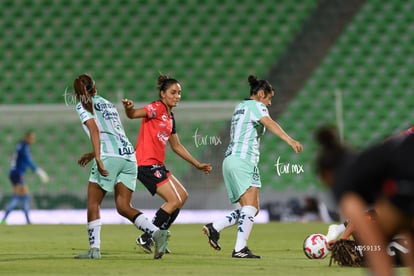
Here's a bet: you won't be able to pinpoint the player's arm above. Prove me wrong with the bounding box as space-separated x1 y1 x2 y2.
23 145 49 183
169 133 212 174
122 99 147 119
23 146 37 172
340 192 392 275
78 152 95 167
260 116 303 153
84 118 108 176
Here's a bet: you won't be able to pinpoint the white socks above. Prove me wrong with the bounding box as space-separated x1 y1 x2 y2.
326 223 346 241
134 213 159 236
87 219 102 249
235 206 257 252
212 208 241 232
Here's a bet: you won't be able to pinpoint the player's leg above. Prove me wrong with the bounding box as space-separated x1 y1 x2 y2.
116 160 169 259
75 181 106 259
75 158 112 259
21 194 31 224
2 175 26 224
16 185 31 224
203 208 241 251
232 186 260 258
1 195 19 224
230 160 261 258
156 174 188 228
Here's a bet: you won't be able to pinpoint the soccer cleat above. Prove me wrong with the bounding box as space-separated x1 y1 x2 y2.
152 229 169 259
202 223 221 250
136 233 154 254
1 219 7 225
74 248 101 259
232 247 261 259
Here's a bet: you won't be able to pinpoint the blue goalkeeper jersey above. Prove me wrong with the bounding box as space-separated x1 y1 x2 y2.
9 141 37 176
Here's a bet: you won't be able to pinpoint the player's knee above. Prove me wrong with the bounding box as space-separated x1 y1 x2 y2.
180 193 188 205
115 202 130 217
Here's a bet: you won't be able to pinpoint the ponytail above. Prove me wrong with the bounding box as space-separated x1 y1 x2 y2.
248 75 274 96
74 74 95 114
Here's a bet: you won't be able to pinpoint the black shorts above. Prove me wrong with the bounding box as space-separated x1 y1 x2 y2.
137 165 171 196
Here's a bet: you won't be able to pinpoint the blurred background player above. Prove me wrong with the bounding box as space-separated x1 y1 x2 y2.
203 75 303 258
73 73 168 259
1 130 49 225
122 74 212 254
315 124 414 275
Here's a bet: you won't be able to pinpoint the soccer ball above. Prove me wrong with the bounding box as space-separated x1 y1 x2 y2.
303 233 329 259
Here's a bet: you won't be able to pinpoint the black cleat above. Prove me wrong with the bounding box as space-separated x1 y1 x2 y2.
202 223 221 251
136 233 154 254
232 247 261 259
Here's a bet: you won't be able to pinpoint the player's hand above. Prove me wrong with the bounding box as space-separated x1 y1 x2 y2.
327 239 337 250
196 163 212 174
36 168 50 183
122 98 134 110
78 153 94 167
289 140 303 153
96 159 109 177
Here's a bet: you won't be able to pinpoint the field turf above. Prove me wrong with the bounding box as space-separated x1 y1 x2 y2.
0 222 408 276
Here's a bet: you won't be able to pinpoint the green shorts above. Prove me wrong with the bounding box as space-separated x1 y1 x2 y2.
222 155 261 204
89 156 137 192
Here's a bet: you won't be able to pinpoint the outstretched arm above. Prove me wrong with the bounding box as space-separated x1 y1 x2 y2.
169 133 212 174
122 98 147 119
260 116 303 153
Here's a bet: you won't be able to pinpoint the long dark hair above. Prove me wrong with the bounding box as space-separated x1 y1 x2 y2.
74 73 95 113
314 124 352 175
248 75 274 96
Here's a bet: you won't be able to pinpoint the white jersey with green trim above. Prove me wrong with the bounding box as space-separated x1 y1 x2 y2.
225 99 269 165
76 95 136 161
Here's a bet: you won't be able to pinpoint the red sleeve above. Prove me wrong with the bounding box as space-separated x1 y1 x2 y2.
402 126 414 136
144 101 160 119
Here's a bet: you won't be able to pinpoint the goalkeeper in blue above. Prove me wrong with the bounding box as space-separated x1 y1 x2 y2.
1 130 49 225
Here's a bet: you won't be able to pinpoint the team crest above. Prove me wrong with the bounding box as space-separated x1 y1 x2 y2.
154 170 162 178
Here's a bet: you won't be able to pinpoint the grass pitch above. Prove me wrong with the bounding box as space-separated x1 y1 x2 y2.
0 222 408 276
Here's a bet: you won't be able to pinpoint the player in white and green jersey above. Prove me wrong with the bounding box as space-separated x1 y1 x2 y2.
203 75 303 258
225 99 269 165
73 73 168 260
77 95 135 163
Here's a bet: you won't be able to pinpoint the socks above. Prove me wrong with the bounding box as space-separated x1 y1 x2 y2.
133 213 159 235
87 219 102 249
2 195 30 222
212 208 241 232
153 208 171 230
165 208 180 229
21 195 31 224
235 205 257 252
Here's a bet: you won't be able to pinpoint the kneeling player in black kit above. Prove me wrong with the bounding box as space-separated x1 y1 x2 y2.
315 125 414 275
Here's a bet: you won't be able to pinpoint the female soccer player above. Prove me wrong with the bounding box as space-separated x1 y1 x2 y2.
315 125 414 275
73 73 168 260
1 130 49 225
122 74 212 253
203 75 303 258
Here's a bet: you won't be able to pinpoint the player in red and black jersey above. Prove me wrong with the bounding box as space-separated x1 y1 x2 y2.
122 74 212 253
315 125 414 275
